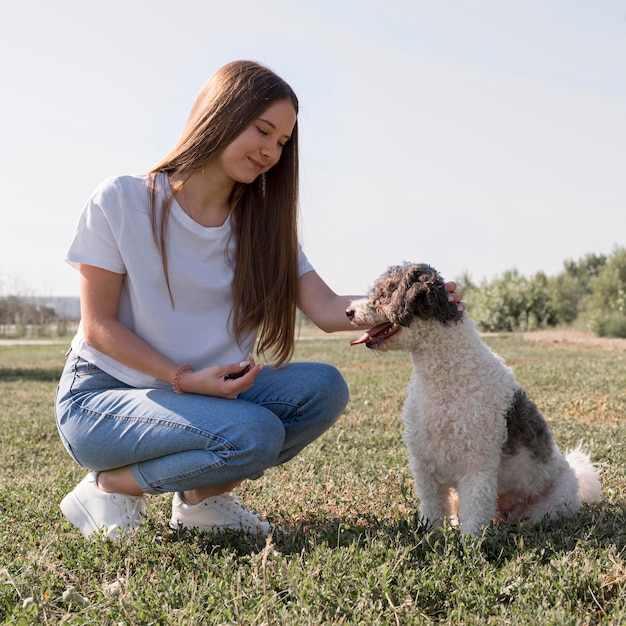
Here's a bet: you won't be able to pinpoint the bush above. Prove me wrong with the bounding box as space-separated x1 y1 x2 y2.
460 248 626 336
465 269 557 333
592 315 626 338
585 247 626 338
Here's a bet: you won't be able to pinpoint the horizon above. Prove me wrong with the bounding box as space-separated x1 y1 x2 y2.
5 243 620 306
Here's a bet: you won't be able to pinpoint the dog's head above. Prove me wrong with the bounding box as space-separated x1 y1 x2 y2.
346 263 464 350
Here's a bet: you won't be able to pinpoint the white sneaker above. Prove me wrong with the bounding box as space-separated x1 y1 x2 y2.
60 472 147 539
170 492 273 535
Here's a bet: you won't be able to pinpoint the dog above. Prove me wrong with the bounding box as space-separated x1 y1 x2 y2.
346 263 601 537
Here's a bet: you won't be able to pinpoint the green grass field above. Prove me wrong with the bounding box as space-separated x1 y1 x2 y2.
1 334 624 625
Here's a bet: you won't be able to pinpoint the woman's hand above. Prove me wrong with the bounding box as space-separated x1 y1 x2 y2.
445 281 467 312
178 354 263 399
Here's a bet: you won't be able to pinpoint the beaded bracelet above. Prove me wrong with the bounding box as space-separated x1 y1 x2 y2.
172 364 193 394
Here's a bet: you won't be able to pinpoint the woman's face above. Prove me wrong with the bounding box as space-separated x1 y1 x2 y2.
218 98 297 184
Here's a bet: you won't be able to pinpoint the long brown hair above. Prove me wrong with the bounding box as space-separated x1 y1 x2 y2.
148 60 300 365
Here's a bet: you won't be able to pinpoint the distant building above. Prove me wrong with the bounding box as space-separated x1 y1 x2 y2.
24 297 81 320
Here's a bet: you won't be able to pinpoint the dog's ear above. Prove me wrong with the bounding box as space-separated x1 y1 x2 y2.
389 264 462 325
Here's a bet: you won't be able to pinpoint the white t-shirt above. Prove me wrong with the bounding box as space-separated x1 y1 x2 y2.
67 173 314 388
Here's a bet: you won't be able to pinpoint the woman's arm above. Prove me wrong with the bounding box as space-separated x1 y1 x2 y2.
297 270 465 333
79 264 260 397
297 271 366 333
79 264 180 382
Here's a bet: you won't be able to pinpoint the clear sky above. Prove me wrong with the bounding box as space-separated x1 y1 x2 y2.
1 0 625 298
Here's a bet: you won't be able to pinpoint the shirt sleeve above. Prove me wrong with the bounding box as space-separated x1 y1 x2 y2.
65 179 126 274
297 243 314 276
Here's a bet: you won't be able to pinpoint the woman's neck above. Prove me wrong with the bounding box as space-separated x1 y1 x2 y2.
171 167 234 227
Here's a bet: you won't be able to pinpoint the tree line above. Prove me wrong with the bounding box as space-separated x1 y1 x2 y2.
459 246 626 338
2 246 625 339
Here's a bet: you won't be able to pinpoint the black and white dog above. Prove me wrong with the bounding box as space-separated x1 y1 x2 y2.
347 263 601 536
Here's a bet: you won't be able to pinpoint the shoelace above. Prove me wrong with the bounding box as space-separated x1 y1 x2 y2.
220 493 255 514
211 492 276 533
113 494 148 530
216 493 269 525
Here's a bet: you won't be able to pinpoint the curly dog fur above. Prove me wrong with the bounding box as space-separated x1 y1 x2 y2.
347 263 601 537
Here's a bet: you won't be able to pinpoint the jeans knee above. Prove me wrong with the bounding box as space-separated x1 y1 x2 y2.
315 362 350 419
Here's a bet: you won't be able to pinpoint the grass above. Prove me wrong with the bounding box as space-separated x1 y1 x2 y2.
0 334 625 625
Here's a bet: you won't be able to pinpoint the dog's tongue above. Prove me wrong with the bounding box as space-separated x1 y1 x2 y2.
350 322 394 346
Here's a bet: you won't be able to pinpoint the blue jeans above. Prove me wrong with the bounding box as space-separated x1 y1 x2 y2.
55 354 349 494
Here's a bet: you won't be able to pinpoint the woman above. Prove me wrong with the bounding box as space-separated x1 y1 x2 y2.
55 60 463 538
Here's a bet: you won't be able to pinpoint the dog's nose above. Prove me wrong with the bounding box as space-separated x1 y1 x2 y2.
346 309 355 320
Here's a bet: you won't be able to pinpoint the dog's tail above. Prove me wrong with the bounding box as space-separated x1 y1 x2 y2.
566 445 602 504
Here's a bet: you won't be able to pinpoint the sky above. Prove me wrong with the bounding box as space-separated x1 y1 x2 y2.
1 0 625 298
